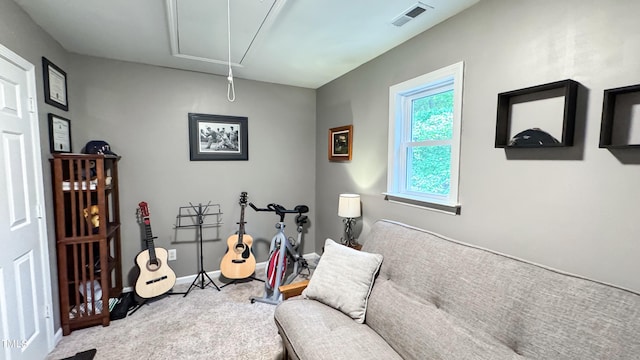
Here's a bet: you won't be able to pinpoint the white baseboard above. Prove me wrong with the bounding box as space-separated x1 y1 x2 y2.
122 252 319 293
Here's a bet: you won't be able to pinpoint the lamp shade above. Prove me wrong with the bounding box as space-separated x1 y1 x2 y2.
338 194 361 218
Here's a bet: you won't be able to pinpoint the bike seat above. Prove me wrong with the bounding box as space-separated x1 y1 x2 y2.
294 205 309 214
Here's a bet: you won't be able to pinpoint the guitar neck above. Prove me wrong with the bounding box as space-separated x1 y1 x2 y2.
143 218 157 261
237 204 246 244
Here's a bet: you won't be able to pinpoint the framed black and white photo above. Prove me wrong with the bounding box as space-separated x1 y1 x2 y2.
48 113 72 153
188 113 248 161
42 57 69 111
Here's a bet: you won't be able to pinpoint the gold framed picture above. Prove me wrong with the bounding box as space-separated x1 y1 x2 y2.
328 125 352 161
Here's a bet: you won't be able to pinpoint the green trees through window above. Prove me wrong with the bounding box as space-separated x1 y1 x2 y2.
408 90 453 195
411 90 454 141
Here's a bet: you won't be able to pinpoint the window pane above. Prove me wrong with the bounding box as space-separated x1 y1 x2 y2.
407 145 451 195
411 90 454 141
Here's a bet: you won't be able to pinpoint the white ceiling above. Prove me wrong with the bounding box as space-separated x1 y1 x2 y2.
14 0 479 89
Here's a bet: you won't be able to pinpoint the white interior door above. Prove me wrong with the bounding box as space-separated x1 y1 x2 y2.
0 44 53 359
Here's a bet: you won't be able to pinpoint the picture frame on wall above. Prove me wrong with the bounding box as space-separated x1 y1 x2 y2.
188 113 248 161
48 113 72 153
42 57 69 111
328 125 353 161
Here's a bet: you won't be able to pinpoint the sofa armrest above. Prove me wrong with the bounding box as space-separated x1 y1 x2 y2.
279 280 310 300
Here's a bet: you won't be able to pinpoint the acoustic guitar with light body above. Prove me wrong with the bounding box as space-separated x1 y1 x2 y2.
220 192 256 279
135 201 177 299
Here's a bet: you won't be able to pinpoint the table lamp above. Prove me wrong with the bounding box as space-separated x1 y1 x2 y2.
338 194 361 247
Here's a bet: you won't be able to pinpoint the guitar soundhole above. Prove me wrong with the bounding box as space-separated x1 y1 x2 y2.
146 259 162 272
234 244 246 254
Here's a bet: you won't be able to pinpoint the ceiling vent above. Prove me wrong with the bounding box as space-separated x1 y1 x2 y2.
391 2 432 27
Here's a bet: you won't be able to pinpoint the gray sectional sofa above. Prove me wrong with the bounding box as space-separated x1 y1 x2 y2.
274 219 640 359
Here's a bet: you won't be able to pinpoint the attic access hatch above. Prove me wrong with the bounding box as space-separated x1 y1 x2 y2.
165 0 285 67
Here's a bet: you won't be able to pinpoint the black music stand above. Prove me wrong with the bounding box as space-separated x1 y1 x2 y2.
175 202 221 297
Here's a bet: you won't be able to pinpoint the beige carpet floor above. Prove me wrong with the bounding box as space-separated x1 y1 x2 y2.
46 273 307 360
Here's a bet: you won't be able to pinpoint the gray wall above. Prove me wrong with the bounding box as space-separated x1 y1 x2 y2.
315 0 640 292
0 0 71 332
2 0 315 334
69 55 316 287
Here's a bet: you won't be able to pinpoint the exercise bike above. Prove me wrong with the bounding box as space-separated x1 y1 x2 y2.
249 202 309 305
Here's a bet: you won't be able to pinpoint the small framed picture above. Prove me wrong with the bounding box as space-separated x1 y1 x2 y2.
42 57 69 111
188 113 248 161
48 113 72 153
328 125 353 161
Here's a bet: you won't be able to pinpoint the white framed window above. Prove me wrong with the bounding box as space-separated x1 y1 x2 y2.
386 62 464 213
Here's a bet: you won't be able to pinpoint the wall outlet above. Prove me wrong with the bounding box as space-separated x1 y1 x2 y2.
168 249 177 261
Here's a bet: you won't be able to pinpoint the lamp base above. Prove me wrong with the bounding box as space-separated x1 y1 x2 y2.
341 217 359 249
346 241 362 251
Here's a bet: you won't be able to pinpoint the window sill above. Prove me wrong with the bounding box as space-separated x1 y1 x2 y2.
383 193 461 215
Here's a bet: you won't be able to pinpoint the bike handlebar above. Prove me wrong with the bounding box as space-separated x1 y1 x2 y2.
249 202 309 221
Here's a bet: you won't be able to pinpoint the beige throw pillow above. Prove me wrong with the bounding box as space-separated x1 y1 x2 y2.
302 238 383 323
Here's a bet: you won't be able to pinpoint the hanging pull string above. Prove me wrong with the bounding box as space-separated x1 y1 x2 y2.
226 0 236 102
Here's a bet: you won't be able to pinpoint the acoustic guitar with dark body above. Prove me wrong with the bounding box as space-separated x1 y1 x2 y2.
135 201 177 299
220 192 256 279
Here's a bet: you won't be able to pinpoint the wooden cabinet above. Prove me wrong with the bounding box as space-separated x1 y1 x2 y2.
51 154 122 335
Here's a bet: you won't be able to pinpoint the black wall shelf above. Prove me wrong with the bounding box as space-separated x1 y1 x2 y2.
599 84 640 148
495 79 579 148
